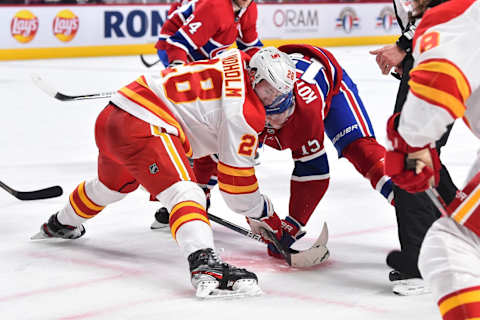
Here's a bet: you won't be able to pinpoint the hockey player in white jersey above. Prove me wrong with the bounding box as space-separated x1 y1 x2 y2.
32 47 296 299
384 0 480 317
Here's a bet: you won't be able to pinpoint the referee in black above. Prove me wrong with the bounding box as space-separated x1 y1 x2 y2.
369 0 458 295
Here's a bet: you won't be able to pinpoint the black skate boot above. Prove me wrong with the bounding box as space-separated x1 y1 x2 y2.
387 250 429 296
188 248 262 298
32 213 85 240
150 207 170 230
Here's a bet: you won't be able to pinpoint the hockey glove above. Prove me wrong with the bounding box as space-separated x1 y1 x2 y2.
246 197 283 242
267 216 306 259
384 113 440 193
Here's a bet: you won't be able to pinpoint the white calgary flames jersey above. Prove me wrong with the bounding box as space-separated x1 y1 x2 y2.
399 0 480 147
110 48 268 217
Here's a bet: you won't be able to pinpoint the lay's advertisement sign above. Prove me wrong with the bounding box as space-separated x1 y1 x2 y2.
0 4 171 59
10 9 39 44
52 9 79 42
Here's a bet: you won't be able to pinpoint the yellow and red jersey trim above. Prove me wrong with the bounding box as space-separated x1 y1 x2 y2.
69 181 105 219
438 285 480 320
409 59 471 119
118 76 192 157
217 162 258 194
414 0 476 47
448 175 480 236
169 201 209 239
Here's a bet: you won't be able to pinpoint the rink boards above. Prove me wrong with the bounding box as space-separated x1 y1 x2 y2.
0 2 399 60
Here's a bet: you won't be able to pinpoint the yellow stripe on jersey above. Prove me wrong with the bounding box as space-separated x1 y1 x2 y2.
413 61 471 102
218 181 259 194
69 192 88 218
119 86 178 126
69 192 96 219
135 76 148 89
451 185 480 224
170 213 210 240
439 288 480 316
78 181 105 211
409 81 466 118
170 201 205 217
160 133 190 181
217 163 255 177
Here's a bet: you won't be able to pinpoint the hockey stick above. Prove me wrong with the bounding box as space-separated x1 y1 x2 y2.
207 213 265 243
210 212 330 267
0 180 63 200
152 206 329 267
218 213 330 268
425 187 449 216
31 74 114 102
140 54 161 68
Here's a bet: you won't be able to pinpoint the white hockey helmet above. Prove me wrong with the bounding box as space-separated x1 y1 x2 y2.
249 47 296 114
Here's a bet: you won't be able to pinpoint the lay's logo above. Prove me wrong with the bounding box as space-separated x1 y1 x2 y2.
53 9 79 42
11 10 39 44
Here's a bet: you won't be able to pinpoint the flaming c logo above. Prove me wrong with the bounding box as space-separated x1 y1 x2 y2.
11 10 39 44
53 9 79 42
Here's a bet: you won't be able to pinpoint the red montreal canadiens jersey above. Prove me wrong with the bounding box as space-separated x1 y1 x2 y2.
259 44 343 225
155 0 261 63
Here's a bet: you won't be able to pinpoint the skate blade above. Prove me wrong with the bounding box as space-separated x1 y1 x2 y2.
392 279 430 296
30 231 50 240
196 280 263 299
150 220 169 230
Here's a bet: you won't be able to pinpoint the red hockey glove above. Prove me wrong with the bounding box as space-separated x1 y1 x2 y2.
384 113 441 193
246 197 283 242
267 216 306 259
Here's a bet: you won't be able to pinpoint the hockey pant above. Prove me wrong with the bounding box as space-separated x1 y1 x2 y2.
419 217 480 320
57 104 213 257
324 69 393 204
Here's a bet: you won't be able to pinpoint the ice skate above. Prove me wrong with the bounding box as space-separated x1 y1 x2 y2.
188 248 263 299
150 207 170 230
389 270 430 296
31 213 85 240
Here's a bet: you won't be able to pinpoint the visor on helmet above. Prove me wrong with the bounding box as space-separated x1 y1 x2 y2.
264 90 294 115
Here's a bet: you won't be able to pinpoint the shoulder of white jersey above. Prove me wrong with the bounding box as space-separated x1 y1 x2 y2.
218 48 265 134
414 0 477 45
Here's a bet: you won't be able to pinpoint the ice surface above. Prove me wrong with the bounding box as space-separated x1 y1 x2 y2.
0 46 476 320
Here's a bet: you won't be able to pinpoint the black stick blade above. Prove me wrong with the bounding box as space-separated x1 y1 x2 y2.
14 185 63 200
0 181 63 201
140 54 160 68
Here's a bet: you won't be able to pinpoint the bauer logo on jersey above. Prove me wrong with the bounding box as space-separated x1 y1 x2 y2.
10 10 39 44
53 10 79 42
149 163 159 174
376 7 398 31
335 8 359 34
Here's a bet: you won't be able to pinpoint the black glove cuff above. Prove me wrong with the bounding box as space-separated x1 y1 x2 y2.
396 34 412 54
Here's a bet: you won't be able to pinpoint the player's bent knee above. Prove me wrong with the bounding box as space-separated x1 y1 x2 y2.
156 181 206 212
85 178 127 206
